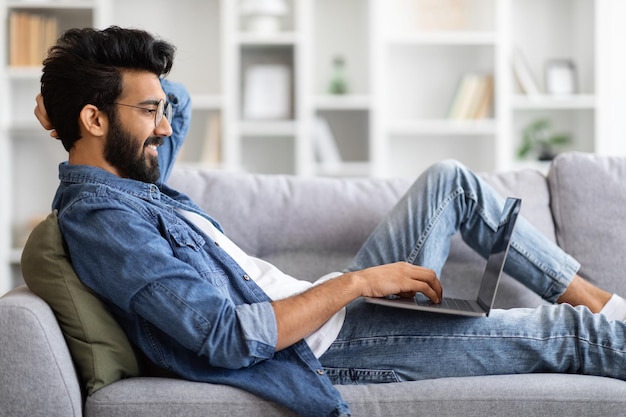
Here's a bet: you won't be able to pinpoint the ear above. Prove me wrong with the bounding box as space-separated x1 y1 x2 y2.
78 104 108 137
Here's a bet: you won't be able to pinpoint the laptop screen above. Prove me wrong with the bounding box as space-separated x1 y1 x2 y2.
476 198 522 312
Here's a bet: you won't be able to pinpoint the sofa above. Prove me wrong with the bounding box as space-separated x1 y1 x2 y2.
2 151 626 417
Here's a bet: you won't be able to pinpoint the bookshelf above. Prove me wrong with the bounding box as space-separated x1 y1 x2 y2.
0 0 108 295
1 0 625 294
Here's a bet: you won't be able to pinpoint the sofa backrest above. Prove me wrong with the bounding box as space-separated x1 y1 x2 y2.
548 152 626 297
168 163 555 302
168 168 411 281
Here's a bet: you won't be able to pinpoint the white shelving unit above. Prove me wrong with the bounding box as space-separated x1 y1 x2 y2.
0 0 109 295
376 0 499 178
1 0 625 294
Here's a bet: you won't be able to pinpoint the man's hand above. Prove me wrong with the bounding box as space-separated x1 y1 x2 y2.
34 93 60 140
354 261 442 302
272 262 442 350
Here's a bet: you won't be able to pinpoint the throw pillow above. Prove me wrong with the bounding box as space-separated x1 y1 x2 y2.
21 211 144 395
548 152 626 296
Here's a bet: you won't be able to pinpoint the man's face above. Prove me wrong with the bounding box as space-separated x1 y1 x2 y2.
104 113 162 183
104 71 171 183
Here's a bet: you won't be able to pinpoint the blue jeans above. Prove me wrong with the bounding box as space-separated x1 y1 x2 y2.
319 160 626 383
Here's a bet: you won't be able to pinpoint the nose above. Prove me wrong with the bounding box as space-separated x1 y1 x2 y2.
155 115 173 137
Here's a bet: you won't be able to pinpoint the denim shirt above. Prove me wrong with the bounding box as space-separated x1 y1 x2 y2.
52 79 350 417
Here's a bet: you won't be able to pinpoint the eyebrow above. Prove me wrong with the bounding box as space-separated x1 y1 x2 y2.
137 99 163 106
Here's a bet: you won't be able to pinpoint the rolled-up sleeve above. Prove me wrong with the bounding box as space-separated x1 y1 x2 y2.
132 280 277 369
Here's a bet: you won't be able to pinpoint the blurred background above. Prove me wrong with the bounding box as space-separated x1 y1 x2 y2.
1 0 626 294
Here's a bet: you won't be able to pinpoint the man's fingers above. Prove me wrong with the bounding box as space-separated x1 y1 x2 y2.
34 93 60 140
403 262 442 301
412 281 441 304
388 262 442 303
358 262 443 301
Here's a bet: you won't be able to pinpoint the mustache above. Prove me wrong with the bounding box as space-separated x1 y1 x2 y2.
144 136 163 147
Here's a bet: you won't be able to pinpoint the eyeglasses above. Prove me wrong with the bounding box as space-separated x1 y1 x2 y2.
113 99 172 128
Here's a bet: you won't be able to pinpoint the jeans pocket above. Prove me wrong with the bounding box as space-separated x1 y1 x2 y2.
323 367 400 385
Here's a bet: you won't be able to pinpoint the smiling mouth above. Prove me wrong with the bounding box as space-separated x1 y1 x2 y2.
145 136 163 151
144 137 163 159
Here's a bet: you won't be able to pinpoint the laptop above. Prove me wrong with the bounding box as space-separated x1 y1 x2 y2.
364 197 521 317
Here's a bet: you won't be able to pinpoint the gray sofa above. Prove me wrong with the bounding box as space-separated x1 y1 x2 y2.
3 151 626 417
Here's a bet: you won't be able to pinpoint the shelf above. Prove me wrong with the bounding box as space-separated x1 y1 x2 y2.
175 161 227 171
238 32 299 46
239 120 297 136
7 0 95 10
6 66 42 79
387 31 498 46
314 95 371 110
314 161 371 177
8 122 45 134
388 119 497 136
512 95 596 110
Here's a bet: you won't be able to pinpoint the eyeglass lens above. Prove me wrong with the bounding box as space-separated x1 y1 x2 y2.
155 100 173 127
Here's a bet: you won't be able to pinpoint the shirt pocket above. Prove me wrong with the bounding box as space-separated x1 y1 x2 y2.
166 224 228 286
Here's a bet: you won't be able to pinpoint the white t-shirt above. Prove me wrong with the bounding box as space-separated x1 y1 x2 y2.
179 210 345 357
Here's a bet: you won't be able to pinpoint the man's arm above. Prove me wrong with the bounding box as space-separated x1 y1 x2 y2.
272 262 442 350
157 79 192 183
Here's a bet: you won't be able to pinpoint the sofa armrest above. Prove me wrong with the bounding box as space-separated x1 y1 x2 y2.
0 286 83 417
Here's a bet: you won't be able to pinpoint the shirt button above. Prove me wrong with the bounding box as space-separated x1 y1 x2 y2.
316 369 325 375
243 274 251 281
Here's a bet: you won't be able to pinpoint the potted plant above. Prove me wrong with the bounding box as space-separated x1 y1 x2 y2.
517 118 571 161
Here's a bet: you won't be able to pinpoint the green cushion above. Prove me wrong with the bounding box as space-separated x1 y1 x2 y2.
21 210 144 395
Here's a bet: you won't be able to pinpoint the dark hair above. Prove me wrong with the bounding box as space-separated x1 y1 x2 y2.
41 26 176 151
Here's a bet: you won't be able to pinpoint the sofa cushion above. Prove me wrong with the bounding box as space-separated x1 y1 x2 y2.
548 152 626 295
85 374 626 417
20 211 143 395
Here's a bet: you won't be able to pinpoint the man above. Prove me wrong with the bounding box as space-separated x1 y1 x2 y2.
37 26 626 417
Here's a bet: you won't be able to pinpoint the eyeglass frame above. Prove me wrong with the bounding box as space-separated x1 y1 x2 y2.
112 99 172 128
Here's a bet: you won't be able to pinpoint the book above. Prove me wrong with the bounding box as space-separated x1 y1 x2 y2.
313 116 342 171
447 74 473 119
512 48 541 95
448 73 493 120
417 0 465 31
472 74 494 119
200 113 222 166
9 11 58 67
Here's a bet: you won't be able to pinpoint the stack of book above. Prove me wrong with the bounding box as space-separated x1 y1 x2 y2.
9 11 58 67
447 73 494 120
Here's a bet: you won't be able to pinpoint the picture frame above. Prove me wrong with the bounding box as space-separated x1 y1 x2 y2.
544 59 577 95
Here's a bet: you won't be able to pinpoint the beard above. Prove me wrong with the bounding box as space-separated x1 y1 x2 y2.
104 116 162 183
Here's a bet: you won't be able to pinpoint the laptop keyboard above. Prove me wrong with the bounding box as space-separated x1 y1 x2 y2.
416 297 479 312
